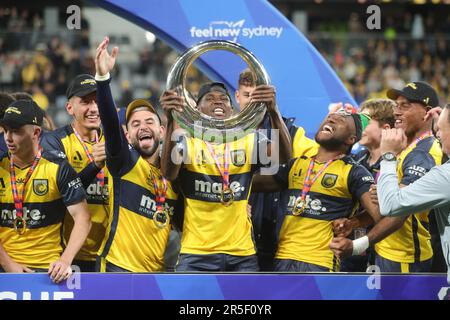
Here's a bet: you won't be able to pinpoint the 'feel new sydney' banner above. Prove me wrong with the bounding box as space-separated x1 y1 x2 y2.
91 0 356 137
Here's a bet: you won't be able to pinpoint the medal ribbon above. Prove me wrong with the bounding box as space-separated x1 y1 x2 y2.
397 130 433 159
151 172 168 212
205 142 230 191
10 146 43 219
299 156 341 202
72 127 105 188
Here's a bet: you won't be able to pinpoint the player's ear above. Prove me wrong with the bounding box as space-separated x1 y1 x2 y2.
66 100 74 116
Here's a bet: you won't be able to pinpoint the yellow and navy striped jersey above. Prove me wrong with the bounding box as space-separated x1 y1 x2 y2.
95 78 178 272
97 145 178 272
178 132 267 256
41 125 110 262
274 155 374 271
375 136 442 264
0 150 86 269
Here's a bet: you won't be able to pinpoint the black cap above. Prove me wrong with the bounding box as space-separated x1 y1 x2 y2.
66 74 97 99
387 81 439 107
0 100 44 129
196 82 232 105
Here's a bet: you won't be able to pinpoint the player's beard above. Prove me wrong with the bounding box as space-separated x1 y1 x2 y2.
132 134 160 158
315 133 347 151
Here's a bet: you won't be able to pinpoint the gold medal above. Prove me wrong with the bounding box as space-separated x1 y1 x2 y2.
13 216 27 235
292 198 306 216
220 188 234 206
153 209 169 229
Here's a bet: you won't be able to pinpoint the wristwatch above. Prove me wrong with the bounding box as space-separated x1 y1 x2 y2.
381 152 397 162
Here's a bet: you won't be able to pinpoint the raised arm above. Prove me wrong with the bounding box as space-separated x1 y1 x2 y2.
379 161 450 217
159 90 186 181
250 85 292 164
94 37 127 168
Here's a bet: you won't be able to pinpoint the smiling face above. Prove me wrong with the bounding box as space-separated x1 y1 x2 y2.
315 113 356 151
126 109 164 158
66 92 100 130
197 89 233 119
394 95 429 138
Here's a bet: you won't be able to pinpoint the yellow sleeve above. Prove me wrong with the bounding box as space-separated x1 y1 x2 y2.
292 127 319 158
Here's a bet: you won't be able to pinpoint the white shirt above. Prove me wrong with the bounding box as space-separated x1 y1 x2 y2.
378 159 450 282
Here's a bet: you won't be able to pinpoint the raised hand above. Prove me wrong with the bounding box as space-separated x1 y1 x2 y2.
250 85 277 113
95 36 119 77
380 128 407 156
159 90 186 118
328 102 357 114
424 106 442 122
92 141 106 169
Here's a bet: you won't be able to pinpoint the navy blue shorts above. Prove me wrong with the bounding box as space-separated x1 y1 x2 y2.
176 253 259 272
274 259 331 272
72 260 96 272
375 253 432 273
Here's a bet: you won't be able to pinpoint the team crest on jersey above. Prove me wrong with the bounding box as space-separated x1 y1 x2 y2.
321 173 338 188
230 150 246 167
33 179 49 196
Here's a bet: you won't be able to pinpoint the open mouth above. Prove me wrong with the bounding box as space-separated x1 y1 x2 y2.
395 119 403 127
138 133 153 142
321 124 334 135
213 107 225 117
86 115 99 121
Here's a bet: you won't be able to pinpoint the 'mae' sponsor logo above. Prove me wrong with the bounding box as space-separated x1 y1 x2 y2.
190 19 283 42
139 195 174 217
1 207 46 224
288 195 327 214
194 180 245 195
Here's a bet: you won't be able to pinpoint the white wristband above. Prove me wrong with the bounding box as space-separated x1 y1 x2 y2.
94 72 111 81
352 236 369 256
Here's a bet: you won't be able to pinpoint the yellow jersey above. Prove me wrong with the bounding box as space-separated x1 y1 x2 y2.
292 126 319 158
0 150 86 269
41 125 110 262
179 133 268 256
375 136 442 263
274 155 374 270
97 146 178 272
